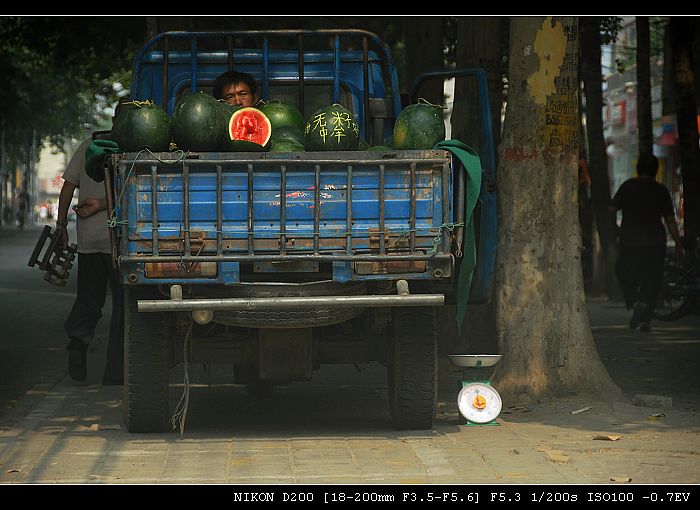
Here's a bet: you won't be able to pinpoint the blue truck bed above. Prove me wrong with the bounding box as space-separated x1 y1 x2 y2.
107 29 497 433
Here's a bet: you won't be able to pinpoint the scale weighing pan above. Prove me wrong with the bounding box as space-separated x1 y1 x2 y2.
449 354 502 368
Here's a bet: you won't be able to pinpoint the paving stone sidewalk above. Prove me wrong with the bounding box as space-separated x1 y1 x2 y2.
0 301 698 484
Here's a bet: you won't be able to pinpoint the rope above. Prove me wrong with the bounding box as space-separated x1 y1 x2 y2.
417 97 447 110
118 224 448 240
171 320 193 436
108 148 189 229
429 221 464 255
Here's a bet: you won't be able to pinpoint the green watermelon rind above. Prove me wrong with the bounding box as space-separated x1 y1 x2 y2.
270 139 306 152
259 100 305 132
270 126 306 147
392 103 446 150
304 104 360 151
112 102 171 152
171 92 223 151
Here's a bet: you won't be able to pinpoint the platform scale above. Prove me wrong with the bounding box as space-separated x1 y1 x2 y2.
448 354 503 426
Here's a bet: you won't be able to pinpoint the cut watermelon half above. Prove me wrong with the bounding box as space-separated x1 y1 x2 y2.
228 107 272 148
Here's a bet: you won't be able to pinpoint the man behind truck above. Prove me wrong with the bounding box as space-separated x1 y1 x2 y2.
56 113 124 385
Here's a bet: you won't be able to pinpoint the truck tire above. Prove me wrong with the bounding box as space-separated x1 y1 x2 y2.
388 307 437 429
125 287 171 433
247 380 274 399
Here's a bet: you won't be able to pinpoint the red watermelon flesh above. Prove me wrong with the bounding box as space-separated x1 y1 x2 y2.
228 107 272 147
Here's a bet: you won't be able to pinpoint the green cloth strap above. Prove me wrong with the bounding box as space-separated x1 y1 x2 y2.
434 140 482 332
85 139 120 182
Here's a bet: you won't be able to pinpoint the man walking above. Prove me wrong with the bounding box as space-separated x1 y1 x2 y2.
611 154 684 332
56 138 123 384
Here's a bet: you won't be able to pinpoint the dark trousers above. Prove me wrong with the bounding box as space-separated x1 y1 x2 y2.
64 253 124 377
615 243 666 322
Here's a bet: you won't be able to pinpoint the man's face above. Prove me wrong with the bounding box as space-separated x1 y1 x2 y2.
222 82 256 107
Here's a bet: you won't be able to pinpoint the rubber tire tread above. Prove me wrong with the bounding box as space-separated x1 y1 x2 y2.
653 264 697 321
125 288 171 433
388 307 437 430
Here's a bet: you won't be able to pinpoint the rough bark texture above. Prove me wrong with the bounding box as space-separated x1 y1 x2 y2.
437 17 506 358
636 17 654 157
580 17 622 299
402 17 445 103
452 16 506 149
670 18 700 249
492 17 621 402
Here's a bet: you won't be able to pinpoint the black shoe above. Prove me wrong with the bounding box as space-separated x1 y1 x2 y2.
629 302 647 330
67 341 87 381
639 322 651 332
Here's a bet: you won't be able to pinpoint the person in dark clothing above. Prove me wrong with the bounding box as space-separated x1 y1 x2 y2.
610 154 684 332
56 139 124 385
55 100 131 385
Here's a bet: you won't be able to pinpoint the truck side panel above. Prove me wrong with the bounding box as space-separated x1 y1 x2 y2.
116 151 455 286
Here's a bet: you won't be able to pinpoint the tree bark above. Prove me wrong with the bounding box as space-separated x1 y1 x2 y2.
580 17 622 299
435 17 507 357
452 16 505 149
637 17 654 157
492 17 620 401
401 17 445 104
670 17 700 249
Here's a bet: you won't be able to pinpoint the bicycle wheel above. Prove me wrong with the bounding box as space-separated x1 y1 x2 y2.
653 264 696 321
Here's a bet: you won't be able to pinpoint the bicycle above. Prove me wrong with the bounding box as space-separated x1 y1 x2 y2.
653 250 700 321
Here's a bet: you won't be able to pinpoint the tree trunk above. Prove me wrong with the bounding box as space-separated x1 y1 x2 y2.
670 18 700 249
434 17 507 358
401 17 445 104
492 17 620 401
580 17 622 299
452 16 506 149
637 17 653 157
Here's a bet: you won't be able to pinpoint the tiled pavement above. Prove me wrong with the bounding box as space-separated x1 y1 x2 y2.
1 301 699 485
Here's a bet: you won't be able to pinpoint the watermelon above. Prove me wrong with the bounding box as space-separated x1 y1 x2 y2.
217 101 244 151
171 91 222 151
304 104 360 151
111 100 170 152
357 138 370 150
227 107 272 150
392 101 446 150
218 100 242 124
270 126 305 147
259 99 305 132
369 145 393 152
270 139 305 152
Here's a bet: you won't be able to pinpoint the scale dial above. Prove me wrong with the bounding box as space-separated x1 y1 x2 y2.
457 382 502 423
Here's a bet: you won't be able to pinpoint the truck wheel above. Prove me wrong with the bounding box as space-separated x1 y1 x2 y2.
125 287 171 432
246 380 274 399
388 307 437 429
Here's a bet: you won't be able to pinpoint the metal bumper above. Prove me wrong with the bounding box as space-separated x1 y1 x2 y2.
137 280 443 312
138 294 444 312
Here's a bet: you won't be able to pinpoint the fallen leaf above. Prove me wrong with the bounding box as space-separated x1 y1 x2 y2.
77 424 99 432
610 476 631 483
647 413 666 421
98 424 122 430
593 434 623 441
571 406 592 415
